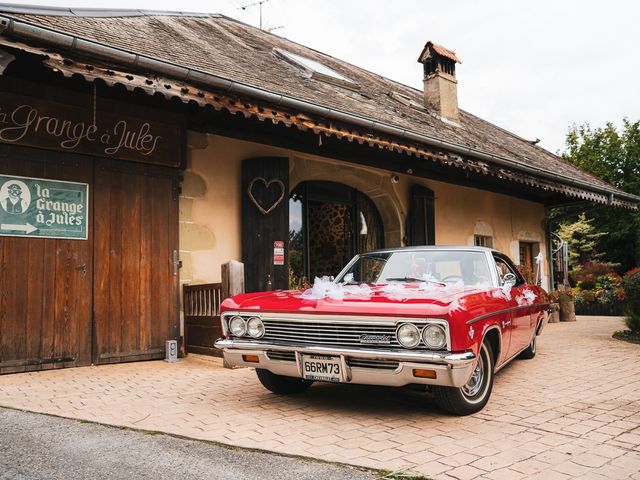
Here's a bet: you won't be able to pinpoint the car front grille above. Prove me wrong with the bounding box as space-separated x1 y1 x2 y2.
346 358 400 370
261 318 423 349
266 350 296 362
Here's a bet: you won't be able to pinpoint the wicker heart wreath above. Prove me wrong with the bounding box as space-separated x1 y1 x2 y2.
247 177 285 215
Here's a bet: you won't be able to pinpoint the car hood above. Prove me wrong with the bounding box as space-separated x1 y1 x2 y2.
221 284 486 318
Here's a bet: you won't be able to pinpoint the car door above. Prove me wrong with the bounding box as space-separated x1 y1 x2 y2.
493 254 532 358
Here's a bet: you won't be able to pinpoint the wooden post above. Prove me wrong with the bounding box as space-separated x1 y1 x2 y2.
222 260 245 300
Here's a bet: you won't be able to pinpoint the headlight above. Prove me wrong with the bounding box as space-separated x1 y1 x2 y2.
229 316 246 337
422 324 447 349
396 323 420 348
246 317 265 339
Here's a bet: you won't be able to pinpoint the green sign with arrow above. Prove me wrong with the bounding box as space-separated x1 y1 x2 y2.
0 174 88 240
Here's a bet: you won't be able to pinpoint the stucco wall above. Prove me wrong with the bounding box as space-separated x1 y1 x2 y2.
180 133 549 290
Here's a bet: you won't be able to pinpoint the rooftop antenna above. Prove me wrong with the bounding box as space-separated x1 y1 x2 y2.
238 0 272 30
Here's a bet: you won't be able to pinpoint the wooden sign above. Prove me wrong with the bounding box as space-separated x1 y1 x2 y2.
0 174 88 240
0 93 183 167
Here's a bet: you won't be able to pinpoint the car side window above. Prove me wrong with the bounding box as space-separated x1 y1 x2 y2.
493 255 525 286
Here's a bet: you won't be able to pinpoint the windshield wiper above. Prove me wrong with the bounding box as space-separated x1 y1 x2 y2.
384 277 446 286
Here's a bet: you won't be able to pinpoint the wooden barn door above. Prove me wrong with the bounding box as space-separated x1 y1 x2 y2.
92 158 179 364
0 145 92 373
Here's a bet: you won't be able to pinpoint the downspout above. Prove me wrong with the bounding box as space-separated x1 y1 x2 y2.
1 15 639 206
544 206 554 291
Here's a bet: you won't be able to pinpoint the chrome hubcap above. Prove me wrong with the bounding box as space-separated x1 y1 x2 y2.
462 353 484 397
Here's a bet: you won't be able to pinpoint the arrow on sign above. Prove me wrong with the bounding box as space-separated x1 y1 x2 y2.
1 223 38 234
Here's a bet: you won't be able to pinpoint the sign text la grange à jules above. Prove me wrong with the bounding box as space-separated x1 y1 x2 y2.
0 93 183 167
0 174 88 240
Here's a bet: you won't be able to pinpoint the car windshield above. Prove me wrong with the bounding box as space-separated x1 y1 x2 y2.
336 250 494 286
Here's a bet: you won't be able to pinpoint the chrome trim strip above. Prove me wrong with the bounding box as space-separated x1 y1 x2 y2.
214 339 475 367
294 351 303 376
466 303 550 325
424 318 451 351
339 354 351 381
486 250 500 287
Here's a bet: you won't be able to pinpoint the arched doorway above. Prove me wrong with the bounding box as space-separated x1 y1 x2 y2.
289 181 384 285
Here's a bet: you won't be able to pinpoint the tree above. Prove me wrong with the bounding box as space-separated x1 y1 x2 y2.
557 213 606 268
556 119 640 272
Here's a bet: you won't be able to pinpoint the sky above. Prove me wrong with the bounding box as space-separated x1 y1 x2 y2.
3 0 639 154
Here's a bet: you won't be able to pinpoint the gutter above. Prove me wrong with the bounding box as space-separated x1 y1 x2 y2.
1 15 638 205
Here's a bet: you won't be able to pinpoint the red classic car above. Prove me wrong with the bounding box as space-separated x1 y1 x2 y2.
215 247 550 415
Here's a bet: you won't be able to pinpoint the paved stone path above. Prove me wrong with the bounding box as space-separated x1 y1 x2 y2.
0 317 639 479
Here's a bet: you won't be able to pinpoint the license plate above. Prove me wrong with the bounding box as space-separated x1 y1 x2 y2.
301 354 342 382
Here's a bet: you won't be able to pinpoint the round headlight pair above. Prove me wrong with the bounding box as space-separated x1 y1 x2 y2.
396 323 447 349
228 316 265 339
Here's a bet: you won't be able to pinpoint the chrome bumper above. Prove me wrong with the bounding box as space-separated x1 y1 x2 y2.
214 339 476 388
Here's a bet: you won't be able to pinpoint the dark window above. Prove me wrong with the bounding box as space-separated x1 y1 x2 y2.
289 181 384 286
406 185 435 246
474 235 493 248
493 254 525 286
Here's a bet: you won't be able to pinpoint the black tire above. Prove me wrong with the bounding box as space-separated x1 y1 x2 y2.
256 369 313 394
432 342 494 416
518 335 537 360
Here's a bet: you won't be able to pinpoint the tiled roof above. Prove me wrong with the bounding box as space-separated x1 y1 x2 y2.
0 7 636 206
418 41 461 64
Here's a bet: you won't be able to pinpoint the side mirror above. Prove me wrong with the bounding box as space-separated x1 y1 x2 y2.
502 272 517 288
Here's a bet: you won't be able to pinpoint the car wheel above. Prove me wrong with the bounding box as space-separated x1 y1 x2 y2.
432 342 494 416
518 335 537 360
256 369 313 394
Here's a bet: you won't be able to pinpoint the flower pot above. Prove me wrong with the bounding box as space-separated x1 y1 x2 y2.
559 296 576 322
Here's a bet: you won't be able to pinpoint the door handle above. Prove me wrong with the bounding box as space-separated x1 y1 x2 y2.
75 263 87 275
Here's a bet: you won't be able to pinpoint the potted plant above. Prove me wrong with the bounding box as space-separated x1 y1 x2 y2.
558 287 576 322
546 290 561 323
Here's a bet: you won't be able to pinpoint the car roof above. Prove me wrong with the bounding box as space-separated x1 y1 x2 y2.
362 245 497 255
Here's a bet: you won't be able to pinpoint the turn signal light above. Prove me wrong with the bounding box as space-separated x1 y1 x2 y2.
413 369 437 379
242 354 260 363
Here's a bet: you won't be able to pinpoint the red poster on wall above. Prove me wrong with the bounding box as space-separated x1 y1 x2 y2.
273 240 284 265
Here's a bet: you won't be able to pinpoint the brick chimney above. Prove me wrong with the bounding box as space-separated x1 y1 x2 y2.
417 41 461 122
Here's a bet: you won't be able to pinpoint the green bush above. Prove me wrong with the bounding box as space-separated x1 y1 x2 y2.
623 268 640 332
627 314 640 333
